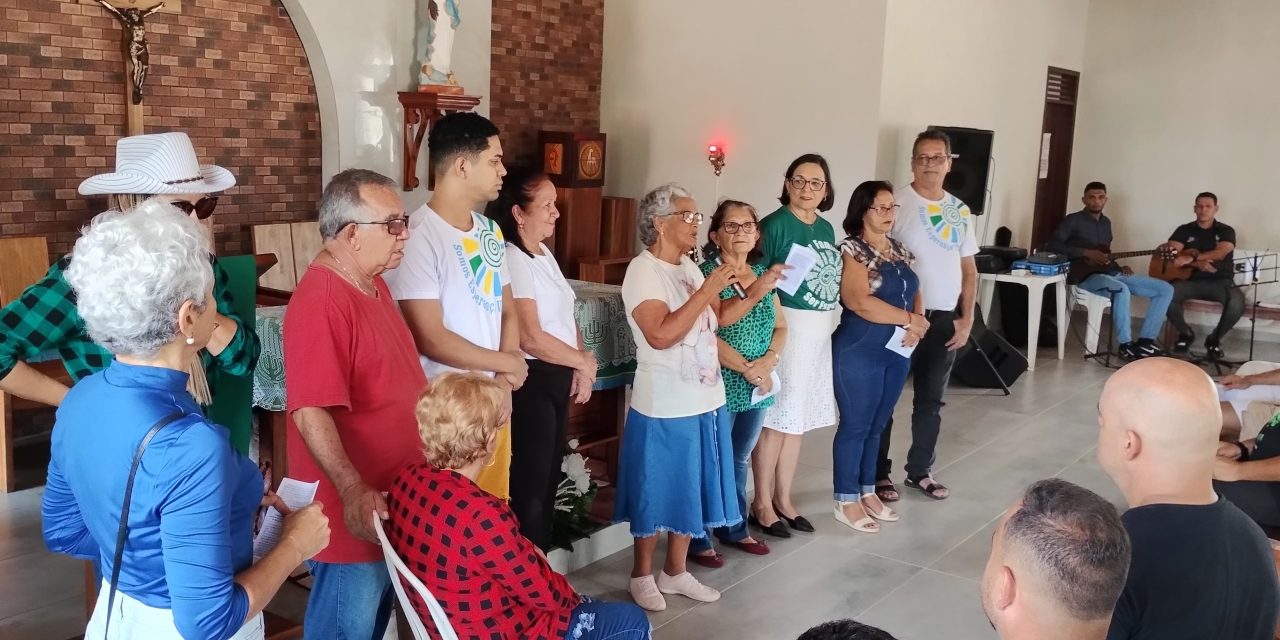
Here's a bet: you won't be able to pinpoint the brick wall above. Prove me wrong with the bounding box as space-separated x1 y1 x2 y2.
489 0 604 166
0 0 321 257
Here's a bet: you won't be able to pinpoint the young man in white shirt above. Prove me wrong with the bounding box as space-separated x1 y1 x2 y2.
385 112 527 499
874 129 978 502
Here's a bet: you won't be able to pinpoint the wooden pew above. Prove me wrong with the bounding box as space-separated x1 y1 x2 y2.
251 221 324 292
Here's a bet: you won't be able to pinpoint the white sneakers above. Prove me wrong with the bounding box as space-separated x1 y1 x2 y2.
630 571 722 611
629 575 666 612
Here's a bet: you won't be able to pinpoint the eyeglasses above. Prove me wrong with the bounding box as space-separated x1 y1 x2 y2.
351 216 410 235
664 211 704 225
913 154 951 167
168 196 219 220
720 221 758 234
869 204 901 216
788 177 827 192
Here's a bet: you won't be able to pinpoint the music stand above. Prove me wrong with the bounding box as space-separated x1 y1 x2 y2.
1239 252 1278 362
1077 280 1123 369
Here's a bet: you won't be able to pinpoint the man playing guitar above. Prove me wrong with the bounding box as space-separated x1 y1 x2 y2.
1156 191 1244 360
1046 181 1174 360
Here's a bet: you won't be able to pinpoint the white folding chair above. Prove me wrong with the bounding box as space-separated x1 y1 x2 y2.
373 513 459 640
1069 285 1112 355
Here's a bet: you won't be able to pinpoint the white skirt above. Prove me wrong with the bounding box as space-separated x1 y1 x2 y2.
86 579 265 640
763 307 837 434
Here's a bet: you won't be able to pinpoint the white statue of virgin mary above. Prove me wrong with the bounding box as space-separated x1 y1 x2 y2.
417 0 462 87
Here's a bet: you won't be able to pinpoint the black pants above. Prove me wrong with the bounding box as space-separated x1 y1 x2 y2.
1167 278 1245 343
509 359 574 551
876 310 958 480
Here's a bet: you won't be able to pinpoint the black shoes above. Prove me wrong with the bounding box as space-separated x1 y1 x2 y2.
1136 338 1165 357
1118 341 1144 360
1173 333 1194 353
1205 338 1226 361
776 512 815 533
748 514 791 539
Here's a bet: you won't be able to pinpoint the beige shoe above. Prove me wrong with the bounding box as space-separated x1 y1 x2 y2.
834 501 880 533
656 570 721 602
629 575 667 611
861 492 900 522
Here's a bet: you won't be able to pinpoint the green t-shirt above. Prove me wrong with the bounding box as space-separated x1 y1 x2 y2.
758 206 841 311
698 261 777 412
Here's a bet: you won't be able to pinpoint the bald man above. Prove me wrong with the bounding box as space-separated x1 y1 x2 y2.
981 479 1130 640
1098 358 1280 640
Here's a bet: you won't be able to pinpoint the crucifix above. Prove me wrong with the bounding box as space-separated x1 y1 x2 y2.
85 0 179 134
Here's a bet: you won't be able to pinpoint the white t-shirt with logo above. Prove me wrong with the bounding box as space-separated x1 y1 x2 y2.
621 250 726 418
385 205 508 379
506 242 578 359
892 184 979 311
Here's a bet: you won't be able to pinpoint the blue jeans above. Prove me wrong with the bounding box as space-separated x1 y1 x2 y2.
689 407 767 552
833 325 911 501
564 599 652 639
1078 272 1174 344
303 560 393 640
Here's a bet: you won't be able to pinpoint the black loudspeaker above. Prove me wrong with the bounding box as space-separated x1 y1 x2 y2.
952 306 1027 389
927 126 994 215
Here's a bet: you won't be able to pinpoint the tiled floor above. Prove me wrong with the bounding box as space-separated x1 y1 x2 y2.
1 331 1273 640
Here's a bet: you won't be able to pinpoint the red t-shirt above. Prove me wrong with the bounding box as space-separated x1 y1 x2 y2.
285 266 428 563
387 462 579 639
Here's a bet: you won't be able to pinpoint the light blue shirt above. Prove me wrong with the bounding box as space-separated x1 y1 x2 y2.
42 361 260 640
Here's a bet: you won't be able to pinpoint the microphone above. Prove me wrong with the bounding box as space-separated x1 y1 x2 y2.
717 255 748 300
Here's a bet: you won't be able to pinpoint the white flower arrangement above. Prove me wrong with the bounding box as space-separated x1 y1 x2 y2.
552 438 600 550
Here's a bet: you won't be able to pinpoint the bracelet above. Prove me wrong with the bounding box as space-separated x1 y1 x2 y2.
1237 442 1251 461
766 348 781 362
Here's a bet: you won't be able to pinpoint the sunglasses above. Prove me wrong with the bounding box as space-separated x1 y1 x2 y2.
351 216 410 236
168 196 219 220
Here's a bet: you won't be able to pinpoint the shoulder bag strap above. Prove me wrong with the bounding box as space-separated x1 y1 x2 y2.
101 410 188 640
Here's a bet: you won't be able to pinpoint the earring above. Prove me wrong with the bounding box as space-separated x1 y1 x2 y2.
185 335 195 345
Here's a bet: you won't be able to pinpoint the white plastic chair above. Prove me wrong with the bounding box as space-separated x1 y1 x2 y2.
373 513 459 640
1070 285 1112 355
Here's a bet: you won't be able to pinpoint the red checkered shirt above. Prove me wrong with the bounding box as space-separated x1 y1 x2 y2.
386 462 579 639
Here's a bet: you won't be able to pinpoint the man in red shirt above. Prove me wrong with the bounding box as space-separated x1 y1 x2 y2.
285 169 428 639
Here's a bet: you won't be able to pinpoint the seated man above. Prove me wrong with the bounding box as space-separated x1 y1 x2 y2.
981 478 1130 640
1047 182 1173 360
1098 358 1280 640
1219 361 1280 441
1159 192 1245 359
1214 411 1280 530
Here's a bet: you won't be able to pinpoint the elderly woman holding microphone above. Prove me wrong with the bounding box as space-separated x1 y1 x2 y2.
42 200 329 640
615 183 745 611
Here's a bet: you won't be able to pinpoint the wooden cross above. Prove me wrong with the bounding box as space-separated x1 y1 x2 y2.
81 0 181 135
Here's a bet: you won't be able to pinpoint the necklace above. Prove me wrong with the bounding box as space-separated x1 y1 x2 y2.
327 250 377 297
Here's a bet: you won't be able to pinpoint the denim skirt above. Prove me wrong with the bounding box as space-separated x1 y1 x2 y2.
612 406 742 538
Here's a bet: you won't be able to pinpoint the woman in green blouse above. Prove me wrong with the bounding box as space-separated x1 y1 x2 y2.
688 200 787 567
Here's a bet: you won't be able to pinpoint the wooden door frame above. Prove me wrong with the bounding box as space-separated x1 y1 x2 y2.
1030 66 1081 250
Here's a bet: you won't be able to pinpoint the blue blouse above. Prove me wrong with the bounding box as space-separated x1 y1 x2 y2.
42 361 261 640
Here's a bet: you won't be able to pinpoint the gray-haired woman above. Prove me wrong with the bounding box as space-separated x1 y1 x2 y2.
613 183 741 612
43 199 330 640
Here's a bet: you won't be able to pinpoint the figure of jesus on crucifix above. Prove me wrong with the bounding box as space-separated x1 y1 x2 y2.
95 0 164 105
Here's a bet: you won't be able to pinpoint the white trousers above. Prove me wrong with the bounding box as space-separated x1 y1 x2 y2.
85 580 264 640
1220 361 1280 440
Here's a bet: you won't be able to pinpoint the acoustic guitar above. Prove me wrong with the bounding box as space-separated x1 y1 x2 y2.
1147 251 1197 283
1067 245 1177 284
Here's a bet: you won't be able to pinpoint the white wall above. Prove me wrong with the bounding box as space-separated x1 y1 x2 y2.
281 0 492 212
600 0 888 238
1072 0 1280 253
877 0 1090 247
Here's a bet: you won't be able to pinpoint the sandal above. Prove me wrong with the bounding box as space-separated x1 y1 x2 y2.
833 501 879 533
874 480 900 503
860 493 900 522
905 475 950 500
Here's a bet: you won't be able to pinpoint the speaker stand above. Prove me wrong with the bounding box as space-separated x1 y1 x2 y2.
1081 286 1121 369
966 334 1012 396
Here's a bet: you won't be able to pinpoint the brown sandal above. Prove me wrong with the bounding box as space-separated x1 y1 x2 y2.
874 480 901 503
